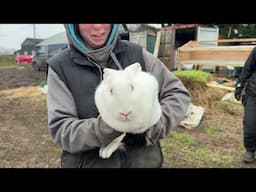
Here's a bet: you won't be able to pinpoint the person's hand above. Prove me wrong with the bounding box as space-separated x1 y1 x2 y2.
234 82 244 101
234 87 243 100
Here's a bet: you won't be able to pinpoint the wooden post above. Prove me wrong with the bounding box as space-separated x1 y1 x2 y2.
153 31 162 57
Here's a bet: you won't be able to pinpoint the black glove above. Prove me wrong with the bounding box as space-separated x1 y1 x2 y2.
123 133 146 146
234 82 244 101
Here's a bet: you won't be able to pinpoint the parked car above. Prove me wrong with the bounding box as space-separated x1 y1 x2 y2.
15 55 33 63
32 45 68 71
32 47 48 71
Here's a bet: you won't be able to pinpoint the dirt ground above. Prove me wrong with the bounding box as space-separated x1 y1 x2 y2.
0 64 46 90
0 63 255 168
0 63 61 168
161 103 256 168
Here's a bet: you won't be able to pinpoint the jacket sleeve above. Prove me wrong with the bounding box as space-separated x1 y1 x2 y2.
142 50 191 145
47 67 122 153
238 47 256 86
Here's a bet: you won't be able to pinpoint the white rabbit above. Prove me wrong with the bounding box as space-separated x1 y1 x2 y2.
94 62 162 158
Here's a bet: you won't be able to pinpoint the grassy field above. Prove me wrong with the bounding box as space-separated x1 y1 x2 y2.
0 55 16 69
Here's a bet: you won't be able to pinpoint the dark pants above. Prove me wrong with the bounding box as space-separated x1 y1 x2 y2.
243 94 256 152
60 142 163 168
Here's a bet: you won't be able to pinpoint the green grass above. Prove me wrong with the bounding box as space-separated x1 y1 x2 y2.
205 127 219 137
161 130 235 167
183 146 233 166
174 70 212 85
173 70 213 100
170 131 196 146
0 55 16 69
173 70 226 107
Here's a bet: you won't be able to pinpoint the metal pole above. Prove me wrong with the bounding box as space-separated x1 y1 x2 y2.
33 24 36 39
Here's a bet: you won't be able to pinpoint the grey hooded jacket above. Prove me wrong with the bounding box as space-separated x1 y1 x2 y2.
47 24 191 167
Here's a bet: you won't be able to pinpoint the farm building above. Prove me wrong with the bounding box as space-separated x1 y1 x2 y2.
34 31 68 57
119 24 161 54
119 24 219 71
157 24 219 70
14 38 43 56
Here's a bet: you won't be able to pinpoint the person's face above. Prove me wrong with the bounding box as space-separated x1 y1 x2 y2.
78 24 112 49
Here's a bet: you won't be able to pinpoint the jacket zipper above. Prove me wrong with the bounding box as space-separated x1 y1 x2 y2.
87 57 103 81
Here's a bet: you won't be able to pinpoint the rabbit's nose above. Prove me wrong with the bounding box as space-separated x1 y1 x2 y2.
119 111 131 118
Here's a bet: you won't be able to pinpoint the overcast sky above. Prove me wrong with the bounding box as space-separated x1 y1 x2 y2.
0 24 65 50
0 24 163 51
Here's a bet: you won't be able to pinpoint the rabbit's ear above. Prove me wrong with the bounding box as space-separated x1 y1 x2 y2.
124 63 142 75
103 68 116 80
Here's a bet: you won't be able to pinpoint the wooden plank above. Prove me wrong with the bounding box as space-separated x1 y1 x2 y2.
179 50 251 62
207 82 235 91
180 45 254 52
181 60 245 67
177 40 255 70
181 60 245 64
179 41 199 49
198 38 256 43
159 57 172 69
159 44 172 57
161 24 198 31
153 31 162 57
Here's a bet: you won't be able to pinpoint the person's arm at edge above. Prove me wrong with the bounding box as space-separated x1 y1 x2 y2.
237 47 256 86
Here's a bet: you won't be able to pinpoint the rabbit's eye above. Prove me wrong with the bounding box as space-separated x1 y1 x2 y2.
109 88 113 95
130 84 134 92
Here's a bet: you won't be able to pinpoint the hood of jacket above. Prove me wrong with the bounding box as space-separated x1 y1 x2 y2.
64 24 120 64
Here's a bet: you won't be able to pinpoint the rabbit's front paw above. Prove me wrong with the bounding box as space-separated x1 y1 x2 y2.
99 133 126 159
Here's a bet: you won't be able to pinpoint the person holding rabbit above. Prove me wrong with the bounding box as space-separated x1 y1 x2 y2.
47 24 191 168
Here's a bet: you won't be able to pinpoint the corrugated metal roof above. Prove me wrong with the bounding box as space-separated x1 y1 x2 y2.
22 38 44 46
125 24 161 32
36 32 68 46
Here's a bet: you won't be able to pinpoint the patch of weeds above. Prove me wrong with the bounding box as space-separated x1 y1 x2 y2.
0 55 16 69
160 141 177 160
162 130 235 167
182 146 234 167
170 131 197 146
220 101 243 115
205 127 219 137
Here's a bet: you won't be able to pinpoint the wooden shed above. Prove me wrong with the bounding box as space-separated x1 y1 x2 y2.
127 24 160 54
177 38 256 71
156 24 219 70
